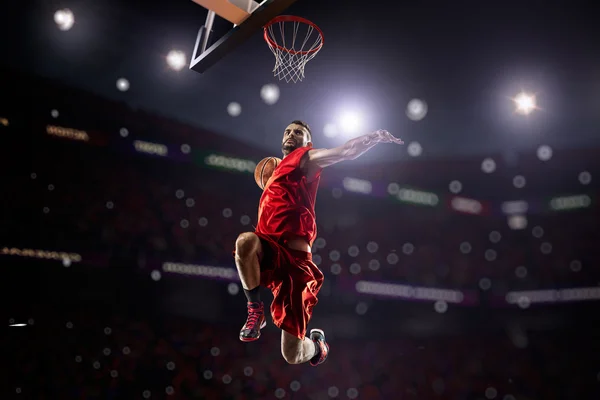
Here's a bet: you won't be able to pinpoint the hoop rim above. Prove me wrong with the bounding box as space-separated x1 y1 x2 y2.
263 15 324 56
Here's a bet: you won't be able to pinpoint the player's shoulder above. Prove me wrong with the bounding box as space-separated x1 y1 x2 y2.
301 148 324 181
306 147 326 158
302 147 320 164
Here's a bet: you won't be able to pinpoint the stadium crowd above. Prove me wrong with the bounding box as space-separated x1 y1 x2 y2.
2 69 600 399
6 306 600 399
2 133 597 292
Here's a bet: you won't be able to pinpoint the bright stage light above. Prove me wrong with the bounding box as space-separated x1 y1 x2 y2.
166 50 186 71
513 92 536 115
54 9 75 31
338 112 362 134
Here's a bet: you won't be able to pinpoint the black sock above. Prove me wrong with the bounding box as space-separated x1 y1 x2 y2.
243 286 261 303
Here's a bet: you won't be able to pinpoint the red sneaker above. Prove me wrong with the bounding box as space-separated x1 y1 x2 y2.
239 302 266 342
309 329 329 366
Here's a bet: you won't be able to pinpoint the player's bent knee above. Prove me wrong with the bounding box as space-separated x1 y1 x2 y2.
235 232 260 259
281 331 303 364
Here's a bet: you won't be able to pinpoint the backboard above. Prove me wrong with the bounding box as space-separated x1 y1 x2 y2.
189 0 299 73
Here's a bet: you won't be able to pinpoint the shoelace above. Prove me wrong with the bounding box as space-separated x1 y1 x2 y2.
245 306 262 329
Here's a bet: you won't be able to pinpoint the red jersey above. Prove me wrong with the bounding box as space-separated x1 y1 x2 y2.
255 146 321 246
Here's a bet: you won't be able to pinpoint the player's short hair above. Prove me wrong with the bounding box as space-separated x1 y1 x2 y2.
290 120 312 141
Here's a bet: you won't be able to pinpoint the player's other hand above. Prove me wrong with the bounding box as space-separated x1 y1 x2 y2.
364 129 404 145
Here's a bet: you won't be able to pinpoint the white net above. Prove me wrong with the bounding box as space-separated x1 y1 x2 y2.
264 18 323 83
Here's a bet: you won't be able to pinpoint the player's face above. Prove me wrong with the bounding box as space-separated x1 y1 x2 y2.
281 123 311 155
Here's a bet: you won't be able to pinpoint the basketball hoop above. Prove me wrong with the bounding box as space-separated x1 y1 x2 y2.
263 15 324 83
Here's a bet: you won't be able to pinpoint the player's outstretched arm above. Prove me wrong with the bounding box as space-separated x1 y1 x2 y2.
307 129 403 168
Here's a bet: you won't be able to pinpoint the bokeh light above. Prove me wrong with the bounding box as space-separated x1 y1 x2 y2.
406 99 428 121
579 171 591 185
260 83 280 105
449 180 462 194
515 266 528 278
513 175 526 188
116 78 130 92
481 158 496 173
407 141 422 157
434 300 448 313
227 102 241 116
537 145 553 161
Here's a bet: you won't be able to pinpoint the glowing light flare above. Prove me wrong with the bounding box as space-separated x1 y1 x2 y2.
54 9 75 31
166 50 187 71
513 92 537 115
338 111 362 134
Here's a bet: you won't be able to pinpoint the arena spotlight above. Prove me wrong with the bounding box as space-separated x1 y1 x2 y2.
54 9 75 31
166 50 186 71
513 92 536 115
338 111 362 135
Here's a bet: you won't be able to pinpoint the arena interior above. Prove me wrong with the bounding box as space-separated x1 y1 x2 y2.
2 1 600 399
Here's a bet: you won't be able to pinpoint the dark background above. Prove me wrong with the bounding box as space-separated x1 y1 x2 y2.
2 1 600 399
3 0 600 159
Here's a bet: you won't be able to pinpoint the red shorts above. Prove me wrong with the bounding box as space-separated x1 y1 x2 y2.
236 233 324 339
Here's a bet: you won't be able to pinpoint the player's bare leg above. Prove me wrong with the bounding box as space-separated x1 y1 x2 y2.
234 232 261 289
234 232 266 342
281 329 329 366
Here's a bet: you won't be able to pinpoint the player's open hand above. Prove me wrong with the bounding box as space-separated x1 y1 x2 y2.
363 129 404 145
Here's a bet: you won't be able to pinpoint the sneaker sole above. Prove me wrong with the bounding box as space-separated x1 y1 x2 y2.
239 320 267 342
309 329 329 366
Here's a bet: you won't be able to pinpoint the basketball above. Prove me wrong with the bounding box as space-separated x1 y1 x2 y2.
255 157 281 189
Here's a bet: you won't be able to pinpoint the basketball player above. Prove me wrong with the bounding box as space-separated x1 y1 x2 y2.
234 121 403 366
